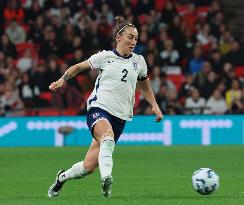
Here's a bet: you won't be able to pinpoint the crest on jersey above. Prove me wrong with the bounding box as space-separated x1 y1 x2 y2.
132 61 138 70
92 113 100 119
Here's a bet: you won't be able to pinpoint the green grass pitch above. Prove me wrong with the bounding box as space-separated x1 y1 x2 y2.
0 145 244 205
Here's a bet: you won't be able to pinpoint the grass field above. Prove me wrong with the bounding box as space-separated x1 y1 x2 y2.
0 145 244 205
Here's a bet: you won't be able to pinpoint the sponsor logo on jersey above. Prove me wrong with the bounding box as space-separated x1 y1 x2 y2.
93 113 100 119
132 61 137 70
108 60 114 63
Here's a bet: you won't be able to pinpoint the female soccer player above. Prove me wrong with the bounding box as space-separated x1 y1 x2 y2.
48 16 163 198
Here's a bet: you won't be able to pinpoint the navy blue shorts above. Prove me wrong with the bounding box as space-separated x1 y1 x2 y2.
86 107 126 143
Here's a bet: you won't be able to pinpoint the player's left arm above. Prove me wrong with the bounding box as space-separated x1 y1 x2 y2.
137 78 163 122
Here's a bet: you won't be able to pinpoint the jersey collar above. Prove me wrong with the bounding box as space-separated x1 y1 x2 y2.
112 48 133 59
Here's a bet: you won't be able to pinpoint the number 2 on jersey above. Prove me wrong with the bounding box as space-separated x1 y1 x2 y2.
121 69 128 82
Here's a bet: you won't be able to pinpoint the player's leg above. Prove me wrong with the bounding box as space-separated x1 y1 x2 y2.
59 139 100 182
93 119 115 197
48 139 99 198
83 138 99 173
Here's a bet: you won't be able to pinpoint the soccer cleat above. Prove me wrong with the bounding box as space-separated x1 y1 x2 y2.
101 175 113 198
48 170 66 198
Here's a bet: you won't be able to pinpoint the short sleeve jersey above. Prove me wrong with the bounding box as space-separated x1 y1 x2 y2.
87 49 148 121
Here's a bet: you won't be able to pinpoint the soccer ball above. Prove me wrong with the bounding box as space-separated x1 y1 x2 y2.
192 168 219 195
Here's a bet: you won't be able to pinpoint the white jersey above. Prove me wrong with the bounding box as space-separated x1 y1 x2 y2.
87 49 148 121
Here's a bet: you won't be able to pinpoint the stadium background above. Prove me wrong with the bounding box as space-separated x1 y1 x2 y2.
0 0 243 146
0 0 244 204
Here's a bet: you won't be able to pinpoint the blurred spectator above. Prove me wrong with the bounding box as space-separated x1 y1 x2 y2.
199 71 218 99
46 58 61 84
156 84 168 114
150 65 161 94
182 3 198 32
16 48 33 73
209 11 224 39
154 0 167 12
0 51 7 69
207 0 221 24
215 80 227 97
0 34 17 58
61 23 78 55
136 98 153 115
100 3 114 25
157 27 168 52
145 52 157 74
209 49 223 74
68 49 85 66
5 20 26 44
196 23 212 46
224 41 244 66
3 0 24 24
225 79 242 112
166 89 183 114
134 31 148 55
161 0 177 24
193 61 212 88
72 36 83 52
18 72 40 107
136 0 154 15
49 14 64 42
182 28 196 59
82 20 100 51
188 46 205 74
219 31 233 55
97 15 112 50
0 81 23 116
160 39 180 67
31 62 49 92
25 0 43 25
168 15 185 56
160 72 176 91
44 0 68 17
146 10 159 37
185 88 206 114
178 73 194 100
236 87 244 114
146 39 159 56
222 62 236 88
204 88 228 114
28 15 45 44
40 30 61 59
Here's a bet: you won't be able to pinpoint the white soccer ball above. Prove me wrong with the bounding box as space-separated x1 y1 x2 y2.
192 168 219 195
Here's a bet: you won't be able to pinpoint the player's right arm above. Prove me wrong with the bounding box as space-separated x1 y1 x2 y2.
49 60 91 91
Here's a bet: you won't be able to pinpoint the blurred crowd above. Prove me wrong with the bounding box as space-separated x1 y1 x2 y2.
0 0 243 116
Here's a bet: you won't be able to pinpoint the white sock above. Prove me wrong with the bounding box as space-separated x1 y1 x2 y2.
59 161 88 182
98 136 115 178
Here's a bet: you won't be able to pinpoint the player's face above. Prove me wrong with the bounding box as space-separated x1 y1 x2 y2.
116 27 138 55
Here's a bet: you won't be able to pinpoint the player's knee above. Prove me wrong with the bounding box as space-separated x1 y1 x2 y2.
101 129 114 141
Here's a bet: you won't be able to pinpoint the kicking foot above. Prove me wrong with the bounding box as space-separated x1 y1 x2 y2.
48 170 66 198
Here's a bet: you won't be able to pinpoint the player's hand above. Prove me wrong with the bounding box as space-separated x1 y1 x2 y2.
49 79 64 91
152 104 163 122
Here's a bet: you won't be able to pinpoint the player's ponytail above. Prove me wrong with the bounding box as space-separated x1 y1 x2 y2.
113 16 135 39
